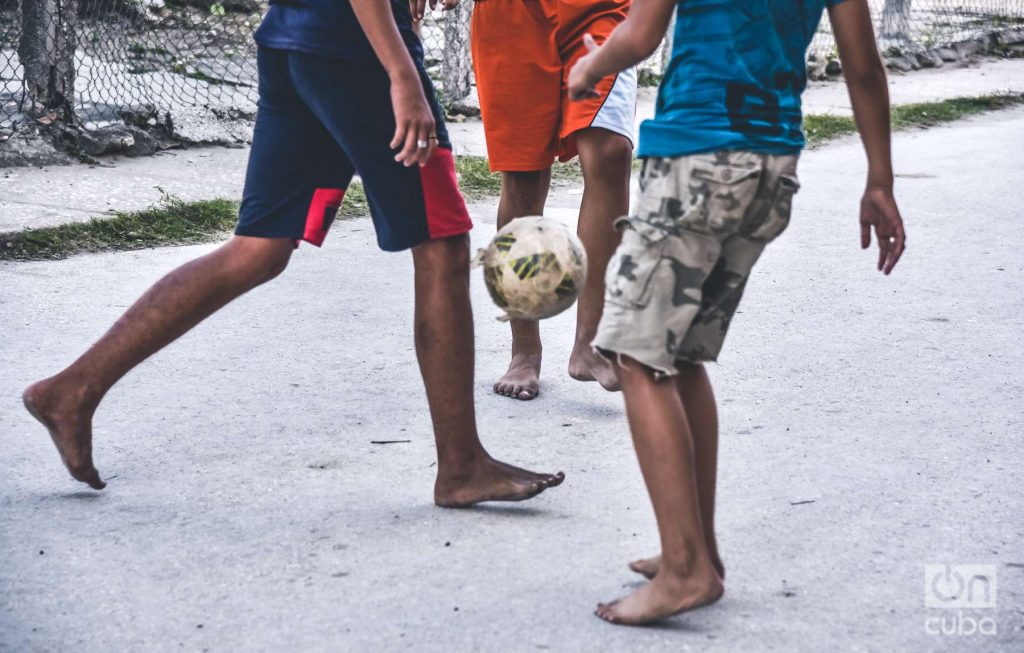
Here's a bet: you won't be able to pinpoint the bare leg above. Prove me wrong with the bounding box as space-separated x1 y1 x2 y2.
416 235 564 507
596 357 723 626
23 236 296 489
492 169 551 400
567 128 632 392
629 363 725 580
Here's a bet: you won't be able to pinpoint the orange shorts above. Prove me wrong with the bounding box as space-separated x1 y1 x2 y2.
471 0 637 171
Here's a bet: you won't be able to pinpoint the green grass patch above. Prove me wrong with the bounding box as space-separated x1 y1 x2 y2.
805 93 1024 147
454 156 586 199
6 93 1021 262
1 196 240 261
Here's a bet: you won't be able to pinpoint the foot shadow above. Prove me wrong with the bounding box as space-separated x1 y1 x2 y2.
55 491 104 501
466 504 550 518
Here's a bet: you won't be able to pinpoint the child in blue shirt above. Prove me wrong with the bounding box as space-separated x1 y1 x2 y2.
569 0 907 625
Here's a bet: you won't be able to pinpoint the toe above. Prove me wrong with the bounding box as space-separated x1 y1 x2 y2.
547 471 565 486
74 466 106 490
518 389 536 400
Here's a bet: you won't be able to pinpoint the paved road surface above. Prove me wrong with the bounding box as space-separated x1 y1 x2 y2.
1 109 1022 652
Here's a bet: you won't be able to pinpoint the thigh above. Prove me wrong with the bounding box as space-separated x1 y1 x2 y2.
471 0 563 171
677 154 800 361
556 0 636 158
237 49 356 246
287 53 472 252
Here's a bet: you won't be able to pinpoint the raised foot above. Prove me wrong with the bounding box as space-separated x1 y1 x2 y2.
596 568 724 626
629 553 725 581
494 352 542 401
23 380 106 490
567 346 621 392
435 457 564 508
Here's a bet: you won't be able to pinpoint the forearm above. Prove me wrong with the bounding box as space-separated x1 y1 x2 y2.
829 0 894 191
847 62 894 191
349 0 419 81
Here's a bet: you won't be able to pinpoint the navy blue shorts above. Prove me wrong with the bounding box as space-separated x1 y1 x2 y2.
236 47 473 252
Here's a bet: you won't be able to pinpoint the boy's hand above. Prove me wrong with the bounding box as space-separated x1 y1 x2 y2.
389 72 437 167
859 188 906 275
568 34 603 101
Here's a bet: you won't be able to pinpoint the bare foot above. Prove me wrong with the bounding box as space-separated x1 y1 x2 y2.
629 553 725 581
567 345 621 391
493 352 541 400
596 567 723 626
23 379 106 490
435 455 564 508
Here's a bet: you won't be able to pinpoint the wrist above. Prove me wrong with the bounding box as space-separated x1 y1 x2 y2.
385 61 419 84
866 172 894 193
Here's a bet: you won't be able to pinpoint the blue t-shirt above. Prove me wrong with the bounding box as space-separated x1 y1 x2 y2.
255 0 423 62
638 0 845 158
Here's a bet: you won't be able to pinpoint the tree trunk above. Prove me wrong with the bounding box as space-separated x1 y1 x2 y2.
18 0 77 117
441 2 472 103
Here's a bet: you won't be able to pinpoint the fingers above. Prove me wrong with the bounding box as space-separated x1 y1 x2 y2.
411 0 426 20
418 121 437 166
390 117 407 152
443 0 458 9
397 121 421 166
876 228 888 272
860 219 871 249
583 33 598 52
395 118 436 167
884 224 906 275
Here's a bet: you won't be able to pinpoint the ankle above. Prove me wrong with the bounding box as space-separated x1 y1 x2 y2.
435 447 490 479
658 548 718 581
510 348 542 360
55 370 105 407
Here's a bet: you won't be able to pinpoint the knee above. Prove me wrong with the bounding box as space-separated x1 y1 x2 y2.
581 134 634 179
502 169 550 198
413 234 470 280
223 236 293 286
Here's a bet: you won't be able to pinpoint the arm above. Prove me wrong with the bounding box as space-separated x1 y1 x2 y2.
567 0 677 100
829 0 907 274
349 0 436 165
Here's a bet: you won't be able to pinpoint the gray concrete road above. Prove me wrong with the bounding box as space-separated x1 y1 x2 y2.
1 109 1023 652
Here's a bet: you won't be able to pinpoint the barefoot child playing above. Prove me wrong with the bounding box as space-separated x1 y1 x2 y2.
568 0 907 625
470 0 637 400
24 0 564 506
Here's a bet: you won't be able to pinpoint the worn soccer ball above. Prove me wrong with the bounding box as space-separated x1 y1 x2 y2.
478 216 587 321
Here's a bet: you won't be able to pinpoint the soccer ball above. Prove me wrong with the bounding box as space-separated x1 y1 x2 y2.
477 216 587 321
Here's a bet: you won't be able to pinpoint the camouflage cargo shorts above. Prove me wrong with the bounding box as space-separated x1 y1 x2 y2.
593 150 800 375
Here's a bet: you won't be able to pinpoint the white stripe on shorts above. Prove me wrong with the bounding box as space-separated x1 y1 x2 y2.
590 66 637 145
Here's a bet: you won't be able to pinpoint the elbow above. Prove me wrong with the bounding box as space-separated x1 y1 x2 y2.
634 33 663 61
618 27 662 62
844 57 888 90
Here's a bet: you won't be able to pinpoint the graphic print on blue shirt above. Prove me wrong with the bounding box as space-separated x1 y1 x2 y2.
255 0 423 62
638 0 847 159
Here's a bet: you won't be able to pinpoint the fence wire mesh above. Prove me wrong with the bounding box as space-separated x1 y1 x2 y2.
2 0 1023 142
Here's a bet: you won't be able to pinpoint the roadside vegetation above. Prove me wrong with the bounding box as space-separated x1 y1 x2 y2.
3 93 1021 261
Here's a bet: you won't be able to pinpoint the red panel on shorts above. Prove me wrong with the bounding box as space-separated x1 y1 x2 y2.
418 148 473 240
303 188 346 247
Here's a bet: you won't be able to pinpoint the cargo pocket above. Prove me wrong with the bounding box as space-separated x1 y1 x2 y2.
743 172 800 243
605 218 669 310
681 160 763 236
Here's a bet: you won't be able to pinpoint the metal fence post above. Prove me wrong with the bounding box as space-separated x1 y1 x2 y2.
17 0 77 118
441 2 472 103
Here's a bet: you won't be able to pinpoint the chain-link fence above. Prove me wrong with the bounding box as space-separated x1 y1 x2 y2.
2 0 1024 146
